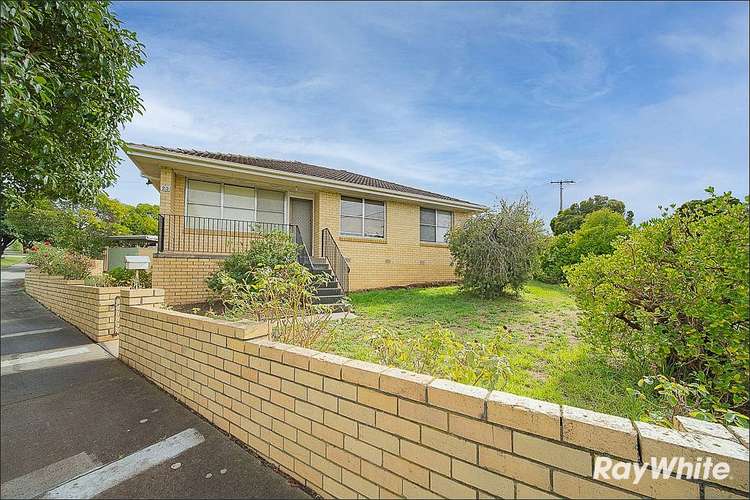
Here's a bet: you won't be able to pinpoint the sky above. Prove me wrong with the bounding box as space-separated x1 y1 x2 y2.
110 1 749 224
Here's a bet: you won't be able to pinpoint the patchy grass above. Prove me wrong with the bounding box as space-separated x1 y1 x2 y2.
325 281 650 420
1 254 27 268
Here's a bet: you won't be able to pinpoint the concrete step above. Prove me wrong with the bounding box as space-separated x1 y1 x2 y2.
314 294 344 305
315 287 342 297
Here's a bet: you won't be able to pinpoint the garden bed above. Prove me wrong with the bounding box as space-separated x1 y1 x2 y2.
322 281 651 420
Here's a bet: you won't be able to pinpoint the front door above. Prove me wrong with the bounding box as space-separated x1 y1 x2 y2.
290 198 313 253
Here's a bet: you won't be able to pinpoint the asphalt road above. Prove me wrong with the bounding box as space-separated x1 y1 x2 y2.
0 264 310 499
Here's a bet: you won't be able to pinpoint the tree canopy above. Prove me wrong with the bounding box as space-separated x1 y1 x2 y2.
550 195 634 235
1 0 145 251
3 194 158 257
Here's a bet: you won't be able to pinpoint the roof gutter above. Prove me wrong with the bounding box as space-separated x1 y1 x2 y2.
125 144 487 211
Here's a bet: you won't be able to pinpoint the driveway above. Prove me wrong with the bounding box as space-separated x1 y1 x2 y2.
0 264 311 499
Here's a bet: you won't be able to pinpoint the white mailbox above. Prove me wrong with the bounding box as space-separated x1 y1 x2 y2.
124 255 150 270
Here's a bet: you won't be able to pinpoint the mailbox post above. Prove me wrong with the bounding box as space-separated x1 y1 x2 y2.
124 256 150 288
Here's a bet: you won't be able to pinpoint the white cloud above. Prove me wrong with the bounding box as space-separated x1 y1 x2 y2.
658 14 749 64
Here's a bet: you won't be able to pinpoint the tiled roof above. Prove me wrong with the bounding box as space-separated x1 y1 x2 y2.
129 144 477 205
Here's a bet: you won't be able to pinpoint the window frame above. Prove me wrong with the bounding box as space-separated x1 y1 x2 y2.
340 196 386 239
419 207 453 243
184 178 286 225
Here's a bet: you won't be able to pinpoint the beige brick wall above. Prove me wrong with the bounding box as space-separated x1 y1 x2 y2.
119 305 749 499
151 255 223 306
316 191 472 290
24 269 126 342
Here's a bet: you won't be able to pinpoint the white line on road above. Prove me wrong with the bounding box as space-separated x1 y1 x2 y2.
0 452 101 499
1 327 63 339
0 347 90 368
43 428 205 499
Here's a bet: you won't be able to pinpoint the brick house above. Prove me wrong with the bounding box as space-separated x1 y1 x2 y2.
125 143 484 305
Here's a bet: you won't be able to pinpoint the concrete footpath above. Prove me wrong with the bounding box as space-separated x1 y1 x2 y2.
0 264 311 499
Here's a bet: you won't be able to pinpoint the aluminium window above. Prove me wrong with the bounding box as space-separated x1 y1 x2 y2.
185 179 285 225
420 207 452 242
340 196 385 238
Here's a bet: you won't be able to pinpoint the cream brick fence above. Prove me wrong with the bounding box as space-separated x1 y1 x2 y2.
118 301 749 499
24 269 164 342
151 254 223 306
25 269 123 342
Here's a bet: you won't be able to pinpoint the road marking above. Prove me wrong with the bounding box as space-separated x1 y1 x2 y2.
0 452 101 499
43 428 205 499
1 327 63 339
1 347 90 368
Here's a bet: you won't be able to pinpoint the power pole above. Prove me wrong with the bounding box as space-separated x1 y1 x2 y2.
550 180 575 212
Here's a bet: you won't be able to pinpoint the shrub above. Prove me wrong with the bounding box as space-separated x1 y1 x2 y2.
206 230 298 292
27 243 92 279
566 189 749 421
369 324 512 389
568 209 631 258
211 262 339 348
447 196 544 297
535 233 576 284
536 210 630 284
107 266 152 288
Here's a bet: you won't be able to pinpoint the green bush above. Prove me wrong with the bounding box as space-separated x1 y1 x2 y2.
206 230 298 292
27 243 92 279
535 233 576 284
447 197 544 297
536 209 630 284
210 262 339 348
567 189 749 422
107 266 152 288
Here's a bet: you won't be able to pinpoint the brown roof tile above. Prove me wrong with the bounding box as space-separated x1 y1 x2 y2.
129 143 478 205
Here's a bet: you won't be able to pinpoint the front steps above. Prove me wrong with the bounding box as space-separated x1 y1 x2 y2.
307 257 350 312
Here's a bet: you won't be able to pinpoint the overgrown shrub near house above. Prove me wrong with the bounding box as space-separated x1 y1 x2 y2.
27 243 93 279
447 196 544 297
206 230 298 292
536 209 631 284
567 189 749 424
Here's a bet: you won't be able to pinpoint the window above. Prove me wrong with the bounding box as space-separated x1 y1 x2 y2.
186 179 285 225
340 197 385 238
420 207 452 242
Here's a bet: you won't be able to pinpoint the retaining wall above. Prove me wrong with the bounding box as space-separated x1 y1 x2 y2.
24 269 163 342
118 303 749 499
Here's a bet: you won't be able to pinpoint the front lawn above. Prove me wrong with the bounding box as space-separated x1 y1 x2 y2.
326 282 650 420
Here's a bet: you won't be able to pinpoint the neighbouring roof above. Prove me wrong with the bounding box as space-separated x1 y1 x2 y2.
127 143 481 207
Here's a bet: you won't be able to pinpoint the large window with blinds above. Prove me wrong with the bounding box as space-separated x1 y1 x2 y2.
185 179 285 225
420 207 452 243
340 196 385 238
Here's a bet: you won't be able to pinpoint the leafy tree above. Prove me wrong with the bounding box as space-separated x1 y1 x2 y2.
1 0 145 252
535 233 577 284
550 195 634 235
568 209 631 258
566 189 749 420
536 209 630 284
447 196 545 298
3 194 158 256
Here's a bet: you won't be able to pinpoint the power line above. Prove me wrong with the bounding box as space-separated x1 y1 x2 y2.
550 180 576 212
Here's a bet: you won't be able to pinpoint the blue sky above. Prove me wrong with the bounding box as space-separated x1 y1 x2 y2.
110 1 749 224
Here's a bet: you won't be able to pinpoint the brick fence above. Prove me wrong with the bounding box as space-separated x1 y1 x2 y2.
24 269 127 342
151 254 223 306
118 301 749 499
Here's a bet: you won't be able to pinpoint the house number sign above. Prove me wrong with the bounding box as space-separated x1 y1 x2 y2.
161 185 171 192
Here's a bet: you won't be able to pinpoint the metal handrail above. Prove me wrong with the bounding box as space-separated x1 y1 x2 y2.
294 225 312 269
158 213 300 255
321 228 350 293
